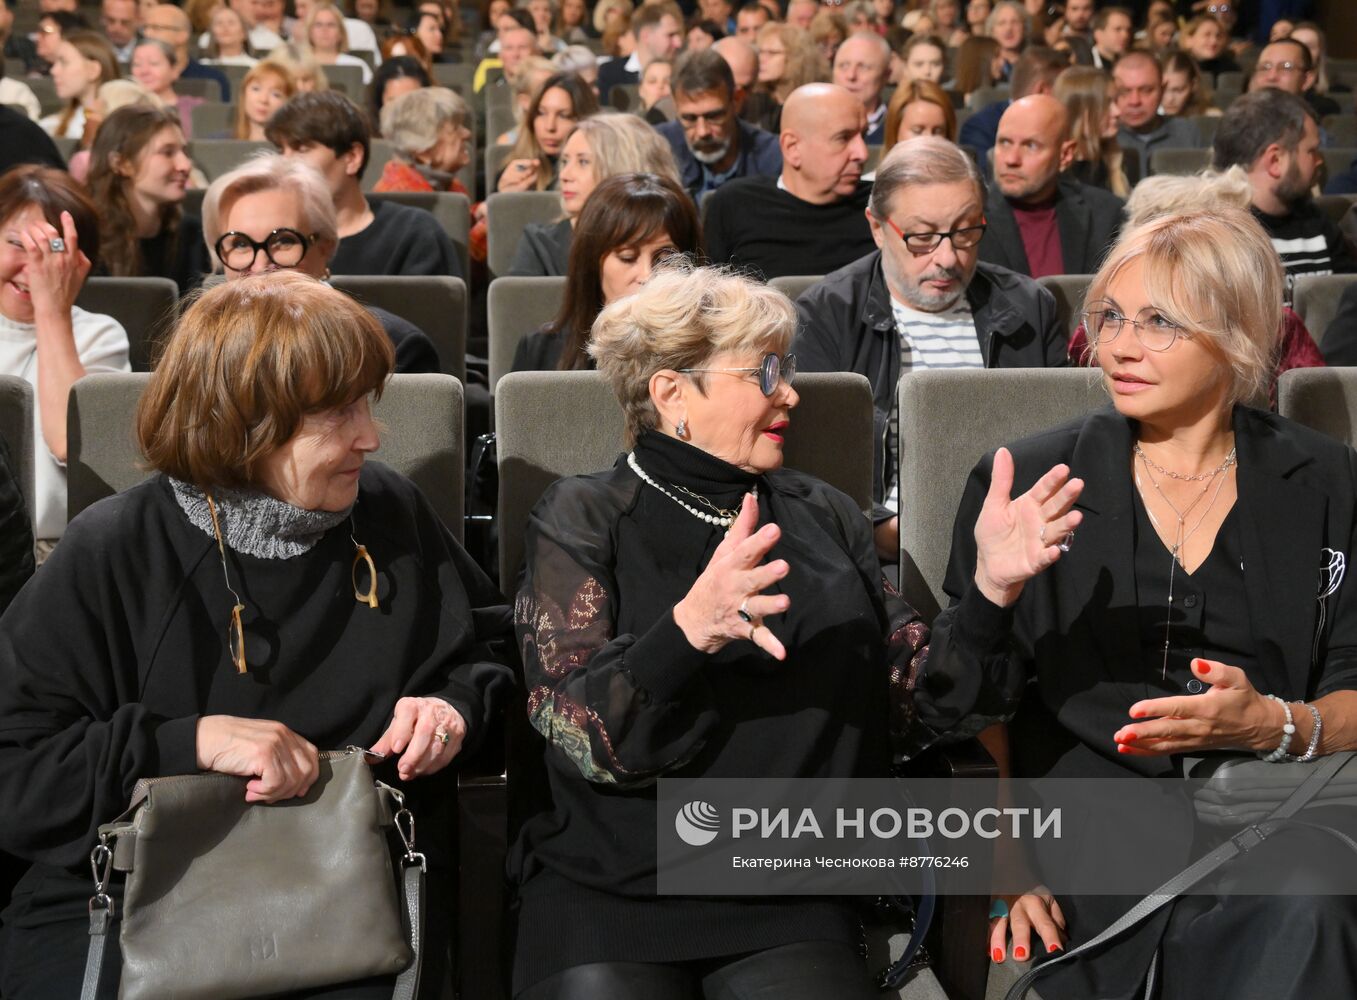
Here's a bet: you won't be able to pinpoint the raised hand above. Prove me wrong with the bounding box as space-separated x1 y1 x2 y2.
973 448 1084 607
22 210 90 321
672 493 791 660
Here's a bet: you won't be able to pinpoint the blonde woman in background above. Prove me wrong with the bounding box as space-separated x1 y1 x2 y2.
301 2 372 84
1054 65 1136 197
747 22 827 133
508 111 681 275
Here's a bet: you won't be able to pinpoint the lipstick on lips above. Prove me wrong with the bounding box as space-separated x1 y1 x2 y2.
762 420 789 443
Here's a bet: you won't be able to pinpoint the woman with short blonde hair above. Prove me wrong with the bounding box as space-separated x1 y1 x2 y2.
942 204 1357 997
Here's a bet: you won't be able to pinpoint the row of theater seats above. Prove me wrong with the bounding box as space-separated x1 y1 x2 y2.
4 362 1351 1000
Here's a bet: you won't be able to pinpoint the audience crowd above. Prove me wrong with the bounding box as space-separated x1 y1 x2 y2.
1 0 1357 997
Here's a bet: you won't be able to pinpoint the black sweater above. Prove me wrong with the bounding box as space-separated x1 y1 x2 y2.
330 199 462 278
0 463 513 919
702 176 876 281
506 431 984 991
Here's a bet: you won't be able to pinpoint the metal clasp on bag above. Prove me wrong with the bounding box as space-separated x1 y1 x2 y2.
88 839 115 918
389 788 426 871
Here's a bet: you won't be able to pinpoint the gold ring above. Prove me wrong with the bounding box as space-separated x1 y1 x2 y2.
434 729 450 747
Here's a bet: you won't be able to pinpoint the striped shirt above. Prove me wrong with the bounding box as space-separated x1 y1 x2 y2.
886 296 984 508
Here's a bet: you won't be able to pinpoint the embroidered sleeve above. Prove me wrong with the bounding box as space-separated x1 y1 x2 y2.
514 482 718 787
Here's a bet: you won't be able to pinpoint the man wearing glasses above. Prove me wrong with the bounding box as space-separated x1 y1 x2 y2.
656 48 781 204
1252 37 1340 119
792 136 1066 558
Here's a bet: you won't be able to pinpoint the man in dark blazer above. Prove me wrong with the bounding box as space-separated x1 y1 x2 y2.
596 1 682 101
979 95 1124 279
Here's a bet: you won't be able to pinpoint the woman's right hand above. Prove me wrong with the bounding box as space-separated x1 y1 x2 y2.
22 210 90 320
990 887 1068 964
673 493 791 660
196 715 320 803
973 447 1084 608
497 157 541 192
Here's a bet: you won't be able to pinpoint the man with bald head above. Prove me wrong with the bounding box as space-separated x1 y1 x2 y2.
712 36 757 110
143 3 231 100
703 83 875 279
978 94 1123 278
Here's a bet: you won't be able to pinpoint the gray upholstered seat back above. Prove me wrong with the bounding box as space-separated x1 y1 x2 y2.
769 275 824 303
495 370 874 590
67 373 466 538
1292 274 1357 349
1148 147 1210 175
187 139 271 181
485 191 563 277
1277 367 1357 446
1036 274 1094 341
75 277 179 372
487 276 567 390
330 275 468 383
897 368 1108 621
0 376 34 531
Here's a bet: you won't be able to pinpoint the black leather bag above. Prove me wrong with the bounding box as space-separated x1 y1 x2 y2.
81 747 426 1000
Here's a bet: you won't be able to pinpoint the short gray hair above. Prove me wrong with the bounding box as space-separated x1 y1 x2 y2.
869 136 984 220
380 86 472 158
201 153 339 270
1212 87 1315 170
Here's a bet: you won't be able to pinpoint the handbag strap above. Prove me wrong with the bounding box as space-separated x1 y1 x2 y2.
1002 751 1357 1000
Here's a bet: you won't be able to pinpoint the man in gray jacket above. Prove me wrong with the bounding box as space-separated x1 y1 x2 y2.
792 137 1068 558
1114 51 1201 172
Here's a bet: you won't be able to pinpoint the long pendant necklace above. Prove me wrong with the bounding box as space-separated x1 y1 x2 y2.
627 452 757 528
1133 443 1237 680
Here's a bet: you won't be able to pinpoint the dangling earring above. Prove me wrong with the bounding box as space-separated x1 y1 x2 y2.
676 419 688 439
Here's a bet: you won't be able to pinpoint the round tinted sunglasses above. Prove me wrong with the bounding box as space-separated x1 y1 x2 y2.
679 352 796 396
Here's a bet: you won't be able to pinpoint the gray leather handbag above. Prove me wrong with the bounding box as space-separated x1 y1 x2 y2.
81 746 426 1000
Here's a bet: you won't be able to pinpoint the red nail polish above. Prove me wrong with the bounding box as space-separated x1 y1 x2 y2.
1048 944 1061 953
1014 947 1027 960
992 948 1004 963
1193 660 1208 674
1117 745 1130 753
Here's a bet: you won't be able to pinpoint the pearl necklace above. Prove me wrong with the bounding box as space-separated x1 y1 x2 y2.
627 451 756 528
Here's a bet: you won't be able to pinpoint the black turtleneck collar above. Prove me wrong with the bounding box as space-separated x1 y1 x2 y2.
632 429 760 500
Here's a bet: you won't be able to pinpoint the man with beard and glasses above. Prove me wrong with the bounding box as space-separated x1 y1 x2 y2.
703 83 875 280
978 94 1123 279
792 136 1067 559
1214 87 1356 302
655 47 781 204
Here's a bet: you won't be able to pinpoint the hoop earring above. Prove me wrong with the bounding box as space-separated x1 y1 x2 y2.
676 419 688 439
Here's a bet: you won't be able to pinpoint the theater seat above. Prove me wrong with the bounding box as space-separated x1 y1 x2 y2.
74 276 178 372
1036 274 1094 340
1277 367 1357 446
896 368 1108 621
66 372 466 535
329 275 468 383
487 275 566 391
188 139 272 181
189 101 234 138
1148 147 1211 176
769 274 824 302
0 376 34 534
1292 273 1357 349
485 191 563 277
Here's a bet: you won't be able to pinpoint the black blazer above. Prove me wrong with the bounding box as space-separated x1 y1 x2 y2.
977 176 1125 278
931 404 1357 782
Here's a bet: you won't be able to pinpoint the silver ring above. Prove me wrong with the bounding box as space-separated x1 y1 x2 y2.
737 600 753 623
1058 532 1074 553
48 237 65 253
433 729 450 747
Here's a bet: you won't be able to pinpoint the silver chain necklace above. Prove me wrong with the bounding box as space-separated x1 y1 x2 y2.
1133 444 1237 679
627 452 757 528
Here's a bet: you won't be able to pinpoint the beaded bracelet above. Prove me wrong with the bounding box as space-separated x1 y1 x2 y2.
1292 702 1324 763
1261 694 1297 763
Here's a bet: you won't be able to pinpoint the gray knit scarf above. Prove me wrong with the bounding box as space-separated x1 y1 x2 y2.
171 478 352 560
